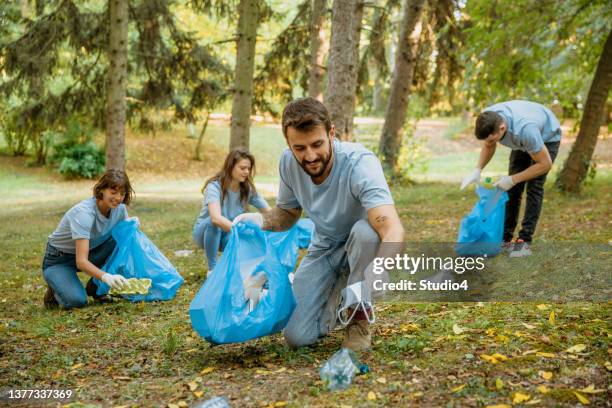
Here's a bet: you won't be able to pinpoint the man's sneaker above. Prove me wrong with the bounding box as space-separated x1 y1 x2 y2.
43 286 59 309
341 318 371 351
509 239 532 257
501 241 514 254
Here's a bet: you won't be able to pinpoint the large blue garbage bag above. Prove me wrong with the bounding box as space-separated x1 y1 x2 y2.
456 186 508 257
94 219 184 301
190 221 310 344
296 218 314 249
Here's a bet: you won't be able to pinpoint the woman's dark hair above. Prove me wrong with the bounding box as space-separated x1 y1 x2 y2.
202 149 257 209
475 111 504 140
93 169 134 205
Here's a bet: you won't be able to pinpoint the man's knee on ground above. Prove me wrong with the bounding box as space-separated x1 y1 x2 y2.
283 323 319 349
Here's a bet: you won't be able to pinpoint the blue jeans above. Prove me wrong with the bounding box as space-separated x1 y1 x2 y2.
42 238 116 309
192 219 229 270
283 219 381 348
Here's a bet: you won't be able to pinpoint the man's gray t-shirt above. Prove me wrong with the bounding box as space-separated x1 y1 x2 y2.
276 140 394 250
484 100 562 154
48 197 128 253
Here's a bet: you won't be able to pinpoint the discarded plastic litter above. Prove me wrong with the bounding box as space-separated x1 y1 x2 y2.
319 348 361 391
174 249 194 257
191 396 230 408
359 363 370 374
109 278 151 295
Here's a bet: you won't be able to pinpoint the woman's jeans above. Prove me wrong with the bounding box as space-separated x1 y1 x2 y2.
192 219 229 270
42 237 116 309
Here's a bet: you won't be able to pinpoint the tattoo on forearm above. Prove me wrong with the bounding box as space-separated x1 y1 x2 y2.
375 215 388 224
263 207 300 231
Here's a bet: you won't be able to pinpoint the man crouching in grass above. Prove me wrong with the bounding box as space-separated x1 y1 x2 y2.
233 97 405 351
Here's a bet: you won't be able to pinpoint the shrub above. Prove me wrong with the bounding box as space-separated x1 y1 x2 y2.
50 121 105 179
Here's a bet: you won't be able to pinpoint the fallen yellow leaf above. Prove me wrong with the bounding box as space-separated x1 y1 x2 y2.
453 323 466 335
177 402 188 408
376 377 387 384
522 349 539 355
539 371 553 380
200 367 215 375
400 323 419 333
536 304 548 310
513 392 531 404
605 361 612 372
525 399 542 405
187 382 198 391
480 354 500 364
521 322 536 330
193 391 203 398
536 351 556 358
549 310 555 325
451 384 466 393
579 385 604 394
491 353 509 361
537 385 549 394
573 391 590 405
486 328 496 336
367 391 377 400
274 402 287 407
167 404 179 408
566 344 587 353
495 378 504 390
70 363 84 370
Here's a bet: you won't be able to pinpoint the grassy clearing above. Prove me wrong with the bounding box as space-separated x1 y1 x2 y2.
1 119 610 407
1 174 610 407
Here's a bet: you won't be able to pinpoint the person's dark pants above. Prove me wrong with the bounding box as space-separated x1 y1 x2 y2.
503 141 560 243
42 237 116 309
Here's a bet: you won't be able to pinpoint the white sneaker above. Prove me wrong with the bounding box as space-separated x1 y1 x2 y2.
509 240 532 257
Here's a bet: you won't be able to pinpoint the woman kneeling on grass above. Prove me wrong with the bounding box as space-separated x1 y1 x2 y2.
193 149 270 274
42 169 135 309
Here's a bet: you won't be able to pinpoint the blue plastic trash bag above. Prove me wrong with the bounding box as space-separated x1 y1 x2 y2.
94 219 184 301
189 222 303 344
456 186 508 257
296 218 314 249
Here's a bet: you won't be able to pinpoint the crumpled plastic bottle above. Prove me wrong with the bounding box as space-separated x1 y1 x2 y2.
191 396 230 408
319 348 361 391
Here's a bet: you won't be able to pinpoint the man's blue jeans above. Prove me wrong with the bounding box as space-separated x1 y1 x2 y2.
192 219 229 271
42 237 116 309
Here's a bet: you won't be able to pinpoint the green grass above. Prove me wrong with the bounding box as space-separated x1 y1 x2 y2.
1 118 610 407
0 173 610 406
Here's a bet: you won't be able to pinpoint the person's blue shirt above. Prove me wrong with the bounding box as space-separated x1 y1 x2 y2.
196 180 268 224
276 140 394 250
48 197 128 253
484 100 562 153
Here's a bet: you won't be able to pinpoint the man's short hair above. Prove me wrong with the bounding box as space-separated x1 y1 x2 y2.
475 111 504 140
281 97 332 137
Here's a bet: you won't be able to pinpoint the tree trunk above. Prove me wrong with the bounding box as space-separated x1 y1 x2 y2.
230 0 259 150
325 0 363 141
105 0 128 171
194 112 210 161
556 29 612 193
378 0 425 171
308 0 327 101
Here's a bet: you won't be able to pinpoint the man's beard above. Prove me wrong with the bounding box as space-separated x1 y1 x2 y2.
296 146 332 178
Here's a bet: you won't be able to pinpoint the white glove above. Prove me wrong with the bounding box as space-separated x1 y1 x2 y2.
493 175 516 191
232 212 263 228
101 273 128 289
460 168 481 190
243 272 267 311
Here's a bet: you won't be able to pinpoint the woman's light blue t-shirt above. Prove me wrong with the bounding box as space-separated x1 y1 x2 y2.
48 197 128 254
485 100 562 153
276 140 394 250
196 180 268 224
